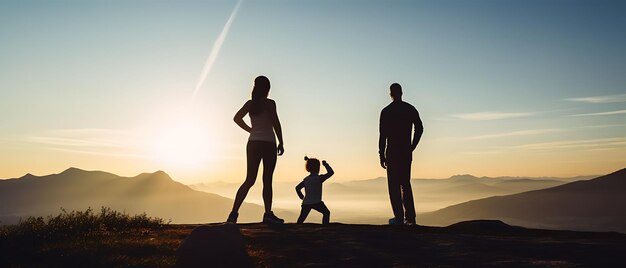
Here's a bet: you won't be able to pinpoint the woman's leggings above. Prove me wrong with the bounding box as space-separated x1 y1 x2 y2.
231 141 277 213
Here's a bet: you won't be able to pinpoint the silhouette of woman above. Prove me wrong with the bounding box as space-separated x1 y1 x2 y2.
227 75 285 224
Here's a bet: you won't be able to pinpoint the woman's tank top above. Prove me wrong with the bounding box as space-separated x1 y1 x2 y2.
249 109 276 143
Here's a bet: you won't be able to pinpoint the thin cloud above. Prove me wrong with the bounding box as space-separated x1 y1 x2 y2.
28 136 123 148
26 128 131 148
571 110 626 117
49 148 149 159
452 112 533 121
566 94 626 104
24 128 144 158
48 128 130 137
510 137 626 151
466 137 626 155
578 124 626 129
461 151 503 155
440 129 562 141
581 147 625 152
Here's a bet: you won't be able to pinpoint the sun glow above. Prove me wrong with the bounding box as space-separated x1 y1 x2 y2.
150 119 215 168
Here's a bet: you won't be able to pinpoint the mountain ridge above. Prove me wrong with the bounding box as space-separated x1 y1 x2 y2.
419 168 626 232
0 168 271 225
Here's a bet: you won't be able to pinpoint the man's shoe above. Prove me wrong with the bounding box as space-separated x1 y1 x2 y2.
263 211 285 224
226 211 238 224
389 217 404 225
404 219 416 226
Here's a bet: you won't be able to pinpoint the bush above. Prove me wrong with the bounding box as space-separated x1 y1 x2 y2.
0 207 167 241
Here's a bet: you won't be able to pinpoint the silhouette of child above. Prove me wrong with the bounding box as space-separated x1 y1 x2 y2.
296 156 334 224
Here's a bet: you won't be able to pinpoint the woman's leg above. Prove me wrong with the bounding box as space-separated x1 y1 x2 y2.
261 143 278 213
231 142 263 213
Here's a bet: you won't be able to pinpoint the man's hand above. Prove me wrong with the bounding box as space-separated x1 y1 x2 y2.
379 155 387 169
277 143 284 156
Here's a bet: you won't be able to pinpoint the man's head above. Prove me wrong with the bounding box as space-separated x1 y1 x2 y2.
390 83 402 100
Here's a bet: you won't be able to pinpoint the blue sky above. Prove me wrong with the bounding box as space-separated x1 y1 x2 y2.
1 0 625 183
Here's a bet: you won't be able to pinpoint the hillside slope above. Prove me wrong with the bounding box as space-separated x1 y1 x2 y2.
0 168 266 224
419 168 626 232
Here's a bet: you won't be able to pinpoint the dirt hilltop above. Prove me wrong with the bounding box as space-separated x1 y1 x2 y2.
178 221 626 267
3 219 625 267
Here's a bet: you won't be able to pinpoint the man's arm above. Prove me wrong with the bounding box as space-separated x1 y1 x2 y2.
411 110 424 151
320 160 334 182
378 110 387 169
295 181 305 200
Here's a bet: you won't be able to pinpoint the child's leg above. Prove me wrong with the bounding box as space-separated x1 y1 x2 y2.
312 202 331 224
297 205 312 224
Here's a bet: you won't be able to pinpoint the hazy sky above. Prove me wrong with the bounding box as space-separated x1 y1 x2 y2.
1 0 625 184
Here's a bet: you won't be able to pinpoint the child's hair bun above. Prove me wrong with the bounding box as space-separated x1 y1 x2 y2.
304 156 309 161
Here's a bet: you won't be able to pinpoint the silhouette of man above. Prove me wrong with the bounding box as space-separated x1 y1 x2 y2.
379 83 423 225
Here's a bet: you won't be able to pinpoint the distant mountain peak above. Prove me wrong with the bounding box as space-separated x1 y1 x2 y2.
450 174 478 180
61 167 86 174
154 170 168 176
153 170 173 180
134 170 174 182
19 173 37 179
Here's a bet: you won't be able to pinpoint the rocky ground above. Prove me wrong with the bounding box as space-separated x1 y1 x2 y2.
180 221 626 267
3 220 626 267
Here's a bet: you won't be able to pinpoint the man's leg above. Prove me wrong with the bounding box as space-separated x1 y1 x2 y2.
387 161 404 223
399 161 416 222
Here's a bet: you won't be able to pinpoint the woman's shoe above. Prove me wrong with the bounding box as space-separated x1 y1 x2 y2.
263 211 284 224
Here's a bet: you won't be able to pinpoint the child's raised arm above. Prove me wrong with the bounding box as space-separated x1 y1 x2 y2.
295 181 305 200
321 160 334 182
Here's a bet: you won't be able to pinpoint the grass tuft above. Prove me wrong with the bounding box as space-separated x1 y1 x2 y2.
1 207 166 241
0 207 176 267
